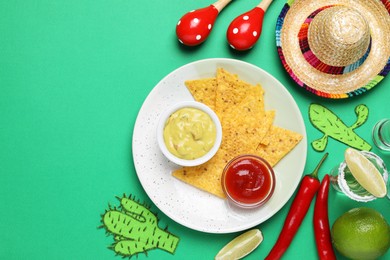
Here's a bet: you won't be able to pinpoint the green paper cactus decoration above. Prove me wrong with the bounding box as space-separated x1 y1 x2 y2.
100 194 179 258
309 103 372 152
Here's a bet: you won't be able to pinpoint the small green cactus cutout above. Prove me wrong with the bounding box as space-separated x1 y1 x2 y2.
309 103 372 152
100 194 179 258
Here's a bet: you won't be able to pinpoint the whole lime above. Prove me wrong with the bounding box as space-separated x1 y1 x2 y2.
331 207 390 260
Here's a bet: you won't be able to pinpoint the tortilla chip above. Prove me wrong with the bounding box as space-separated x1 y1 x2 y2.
172 150 227 198
185 78 217 110
255 126 303 166
259 110 276 144
222 105 275 161
215 68 264 119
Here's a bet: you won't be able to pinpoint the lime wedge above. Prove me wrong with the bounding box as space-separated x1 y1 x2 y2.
215 229 263 260
344 148 387 198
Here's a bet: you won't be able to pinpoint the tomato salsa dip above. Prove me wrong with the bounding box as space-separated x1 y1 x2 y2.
163 107 217 160
222 155 275 208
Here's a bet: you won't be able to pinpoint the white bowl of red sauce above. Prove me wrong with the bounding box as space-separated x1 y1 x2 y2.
222 155 276 209
157 101 222 167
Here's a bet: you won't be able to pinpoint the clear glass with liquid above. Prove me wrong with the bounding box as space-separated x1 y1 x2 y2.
372 119 390 153
329 151 388 202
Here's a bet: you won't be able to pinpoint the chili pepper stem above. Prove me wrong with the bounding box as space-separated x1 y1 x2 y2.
309 152 328 179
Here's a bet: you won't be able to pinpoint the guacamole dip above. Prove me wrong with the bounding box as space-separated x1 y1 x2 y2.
163 107 217 160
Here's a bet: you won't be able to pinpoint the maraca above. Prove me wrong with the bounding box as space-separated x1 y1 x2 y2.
227 0 273 50
176 0 232 46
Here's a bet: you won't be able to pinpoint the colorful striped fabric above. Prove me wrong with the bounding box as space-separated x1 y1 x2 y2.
275 0 390 99
298 5 371 75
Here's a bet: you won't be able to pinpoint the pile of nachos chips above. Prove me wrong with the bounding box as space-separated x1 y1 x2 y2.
172 68 303 198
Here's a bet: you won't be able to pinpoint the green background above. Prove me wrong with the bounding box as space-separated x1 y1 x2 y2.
1 0 389 259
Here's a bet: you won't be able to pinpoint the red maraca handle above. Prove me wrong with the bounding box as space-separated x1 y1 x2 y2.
176 0 232 46
227 0 273 50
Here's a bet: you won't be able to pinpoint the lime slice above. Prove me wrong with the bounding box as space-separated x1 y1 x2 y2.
344 148 387 198
215 229 263 260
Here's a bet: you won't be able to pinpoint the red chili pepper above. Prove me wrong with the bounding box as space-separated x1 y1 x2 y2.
265 153 328 260
313 174 336 260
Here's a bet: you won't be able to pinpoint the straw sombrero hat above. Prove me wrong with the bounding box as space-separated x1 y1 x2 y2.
276 0 390 98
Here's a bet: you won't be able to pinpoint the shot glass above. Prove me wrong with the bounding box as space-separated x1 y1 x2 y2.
372 118 390 153
329 151 388 202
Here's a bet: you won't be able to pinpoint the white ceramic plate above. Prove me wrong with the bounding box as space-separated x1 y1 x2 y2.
132 58 307 234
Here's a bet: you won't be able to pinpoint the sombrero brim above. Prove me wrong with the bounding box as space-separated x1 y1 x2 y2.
276 0 390 99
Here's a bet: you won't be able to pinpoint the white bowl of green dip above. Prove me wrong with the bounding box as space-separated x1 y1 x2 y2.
157 101 222 167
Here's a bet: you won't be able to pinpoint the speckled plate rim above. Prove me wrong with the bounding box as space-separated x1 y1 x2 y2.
132 58 307 234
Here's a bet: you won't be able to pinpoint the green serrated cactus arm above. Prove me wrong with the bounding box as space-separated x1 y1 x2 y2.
120 197 157 224
112 231 179 256
339 128 372 151
113 239 154 256
103 210 157 241
311 135 328 152
103 210 137 240
309 103 340 132
153 227 179 253
309 103 372 151
120 197 162 243
350 104 369 129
